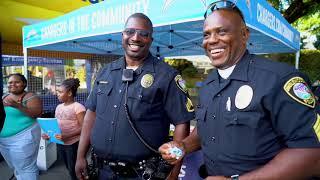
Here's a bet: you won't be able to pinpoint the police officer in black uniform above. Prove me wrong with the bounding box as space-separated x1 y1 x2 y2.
75 13 194 180
160 1 320 179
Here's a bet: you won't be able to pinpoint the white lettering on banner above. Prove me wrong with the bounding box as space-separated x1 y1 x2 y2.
91 0 150 30
38 0 149 41
257 3 294 43
68 17 76 34
77 14 90 32
41 21 68 39
142 0 149 13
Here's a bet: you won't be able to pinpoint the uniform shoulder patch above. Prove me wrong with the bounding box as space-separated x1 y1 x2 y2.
283 77 316 108
186 97 194 112
175 75 187 94
313 114 320 142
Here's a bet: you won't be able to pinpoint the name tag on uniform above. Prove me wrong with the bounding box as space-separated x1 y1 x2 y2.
98 80 108 84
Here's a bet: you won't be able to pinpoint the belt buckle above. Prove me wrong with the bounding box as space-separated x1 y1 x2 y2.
108 161 116 166
109 161 133 177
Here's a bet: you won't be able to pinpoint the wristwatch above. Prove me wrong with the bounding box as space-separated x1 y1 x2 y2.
231 174 239 180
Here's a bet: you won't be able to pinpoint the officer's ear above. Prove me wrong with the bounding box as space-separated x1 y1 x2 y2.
241 25 250 42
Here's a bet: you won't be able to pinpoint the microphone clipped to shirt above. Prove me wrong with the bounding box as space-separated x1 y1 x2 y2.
122 69 133 106
122 69 133 82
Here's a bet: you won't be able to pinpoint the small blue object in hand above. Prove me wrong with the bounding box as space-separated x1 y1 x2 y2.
169 147 183 159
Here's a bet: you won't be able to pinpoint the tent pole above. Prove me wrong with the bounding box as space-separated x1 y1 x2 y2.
295 50 300 70
23 48 28 90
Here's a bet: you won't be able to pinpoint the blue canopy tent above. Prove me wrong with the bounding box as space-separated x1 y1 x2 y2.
22 0 300 75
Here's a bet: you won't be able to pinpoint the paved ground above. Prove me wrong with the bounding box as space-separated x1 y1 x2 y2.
0 156 71 180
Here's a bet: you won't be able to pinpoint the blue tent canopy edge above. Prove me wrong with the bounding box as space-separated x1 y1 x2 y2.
22 0 300 57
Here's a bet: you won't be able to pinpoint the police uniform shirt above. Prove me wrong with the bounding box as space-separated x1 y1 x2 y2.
86 54 195 162
197 51 320 176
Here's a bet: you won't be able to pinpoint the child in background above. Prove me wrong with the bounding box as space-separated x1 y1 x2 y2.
42 78 86 180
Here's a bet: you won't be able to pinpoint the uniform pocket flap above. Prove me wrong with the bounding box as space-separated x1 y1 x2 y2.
96 82 112 95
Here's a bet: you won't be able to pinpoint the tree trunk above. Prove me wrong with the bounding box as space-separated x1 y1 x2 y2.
283 0 320 23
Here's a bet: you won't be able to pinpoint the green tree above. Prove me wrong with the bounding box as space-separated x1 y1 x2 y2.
314 35 320 49
267 0 320 24
163 58 194 74
164 58 199 88
265 50 320 82
267 0 320 49
293 11 320 35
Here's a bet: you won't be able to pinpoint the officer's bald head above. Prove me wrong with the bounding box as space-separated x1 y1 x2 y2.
125 13 153 34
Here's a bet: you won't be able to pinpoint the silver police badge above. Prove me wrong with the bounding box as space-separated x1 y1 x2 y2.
141 74 154 88
235 85 253 109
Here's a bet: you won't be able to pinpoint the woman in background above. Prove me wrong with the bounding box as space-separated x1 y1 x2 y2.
0 73 42 180
0 99 5 131
42 78 85 180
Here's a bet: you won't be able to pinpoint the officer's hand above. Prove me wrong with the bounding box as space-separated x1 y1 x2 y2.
159 141 185 165
75 156 88 180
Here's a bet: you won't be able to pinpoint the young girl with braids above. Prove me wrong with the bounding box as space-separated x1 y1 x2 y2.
42 78 86 180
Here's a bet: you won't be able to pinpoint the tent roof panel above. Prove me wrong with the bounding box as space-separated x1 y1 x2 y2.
23 0 300 56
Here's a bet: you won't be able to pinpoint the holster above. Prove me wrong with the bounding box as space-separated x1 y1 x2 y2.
140 156 173 180
198 164 208 179
86 149 99 180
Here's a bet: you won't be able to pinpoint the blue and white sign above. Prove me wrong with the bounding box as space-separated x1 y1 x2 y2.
237 0 300 52
23 0 300 57
2 55 64 66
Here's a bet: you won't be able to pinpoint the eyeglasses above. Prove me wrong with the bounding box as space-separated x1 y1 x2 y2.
204 0 237 19
123 28 151 38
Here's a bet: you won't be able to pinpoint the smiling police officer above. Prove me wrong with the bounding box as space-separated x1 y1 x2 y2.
75 13 194 180
159 1 320 179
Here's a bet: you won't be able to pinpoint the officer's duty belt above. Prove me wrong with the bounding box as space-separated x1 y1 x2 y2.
97 157 143 178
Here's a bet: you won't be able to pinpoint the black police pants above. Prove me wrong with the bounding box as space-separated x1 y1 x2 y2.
57 142 78 180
